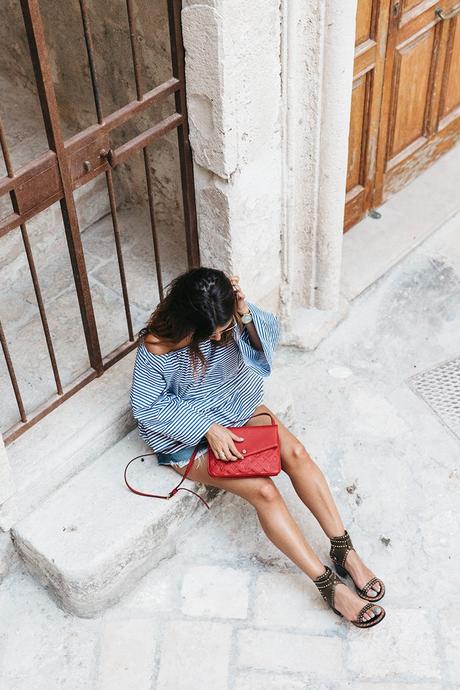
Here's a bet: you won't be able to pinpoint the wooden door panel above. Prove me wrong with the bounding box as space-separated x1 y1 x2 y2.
388 27 436 158
403 0 422 11
345 0 460 230
374 0 460 201
439 19 460 121
356 0 375 43
347 75 368 193
344 0 392 231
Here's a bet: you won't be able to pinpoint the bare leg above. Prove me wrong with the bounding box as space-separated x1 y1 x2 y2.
247 405 383 599
169 455 382 622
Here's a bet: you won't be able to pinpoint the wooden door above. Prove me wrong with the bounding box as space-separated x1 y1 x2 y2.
345 0 392 230
345 0 460 231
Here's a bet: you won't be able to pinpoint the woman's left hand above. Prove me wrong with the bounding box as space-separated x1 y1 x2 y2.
229 275 249 315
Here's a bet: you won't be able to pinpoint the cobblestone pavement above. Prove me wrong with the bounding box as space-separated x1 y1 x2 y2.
1 214 459 689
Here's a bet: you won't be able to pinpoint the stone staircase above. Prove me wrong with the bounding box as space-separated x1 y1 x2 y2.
1 337 290 618
0 72 213 617
2 350 219 617
10 430 216 618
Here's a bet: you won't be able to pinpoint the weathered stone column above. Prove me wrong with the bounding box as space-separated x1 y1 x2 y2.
182 1 357 344
0 435 16 531
182 0 282 312
279 0 358 347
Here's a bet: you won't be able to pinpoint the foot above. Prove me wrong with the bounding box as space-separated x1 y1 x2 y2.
343 549 383 599
332 578 383 623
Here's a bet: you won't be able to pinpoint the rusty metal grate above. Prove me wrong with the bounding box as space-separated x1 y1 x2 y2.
408 357 460 439
0 0 200 445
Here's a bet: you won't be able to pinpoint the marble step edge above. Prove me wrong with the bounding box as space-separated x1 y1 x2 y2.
1 350 138 529
10 432 217 618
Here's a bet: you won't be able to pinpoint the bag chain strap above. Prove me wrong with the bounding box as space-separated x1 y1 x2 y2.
123 411 276 509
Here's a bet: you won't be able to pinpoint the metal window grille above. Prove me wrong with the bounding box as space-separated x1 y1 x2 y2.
0 0 200 444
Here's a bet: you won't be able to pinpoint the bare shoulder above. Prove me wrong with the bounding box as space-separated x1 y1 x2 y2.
142 333 189 356
142 335 170 355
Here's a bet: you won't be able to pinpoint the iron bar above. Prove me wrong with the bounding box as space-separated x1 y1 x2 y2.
20 0 103 374
1 114 63 408
126 0 164 300
18 223 63 394
84 78 179 137
0 80 179 225
101 338 138 369
0 320 27 424
143 148 164 301
167 0 200 268
4 367 97 444
4 336 139 444
105 169 134 341
78 0 103 124
112 112 182 165
0 118 14 177
79 0 138 344
126 0 144 100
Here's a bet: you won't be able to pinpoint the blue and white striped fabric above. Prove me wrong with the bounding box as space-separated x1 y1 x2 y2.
130 300 281 454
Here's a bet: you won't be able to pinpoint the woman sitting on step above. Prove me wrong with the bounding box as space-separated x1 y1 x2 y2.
130 266 386 628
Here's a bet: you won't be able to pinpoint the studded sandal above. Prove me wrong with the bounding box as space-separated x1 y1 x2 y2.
329 529 385 602
313 565 385 628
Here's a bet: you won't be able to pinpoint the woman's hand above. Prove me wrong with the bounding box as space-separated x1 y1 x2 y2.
229 275 249 315
205 423 245 461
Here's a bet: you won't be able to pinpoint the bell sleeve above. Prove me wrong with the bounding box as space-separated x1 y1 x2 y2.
234 300 281 377
130 358 216 446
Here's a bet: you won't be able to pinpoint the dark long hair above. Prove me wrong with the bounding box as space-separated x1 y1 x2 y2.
137 267 239 380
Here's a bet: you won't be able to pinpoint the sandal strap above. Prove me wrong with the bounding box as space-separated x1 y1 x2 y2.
329 529 354 568
357 601 380 624
313 565 341 609
360 576 382 596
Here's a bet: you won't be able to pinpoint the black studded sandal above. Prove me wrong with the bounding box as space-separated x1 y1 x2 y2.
313 565 385 628
329 529 385 602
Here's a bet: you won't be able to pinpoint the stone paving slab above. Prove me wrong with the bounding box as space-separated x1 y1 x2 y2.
0 568 100 690
236 628 344 677
96 617 157 690
157 619 233 690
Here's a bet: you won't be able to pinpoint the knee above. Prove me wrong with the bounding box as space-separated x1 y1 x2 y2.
250 479 281 506
282 442 316 474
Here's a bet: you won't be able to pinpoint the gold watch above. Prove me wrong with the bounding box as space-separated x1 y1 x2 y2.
239 309 253 324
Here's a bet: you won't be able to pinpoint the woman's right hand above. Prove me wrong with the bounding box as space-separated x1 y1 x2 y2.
205 423 245 461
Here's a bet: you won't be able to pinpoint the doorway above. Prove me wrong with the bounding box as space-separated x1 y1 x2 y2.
345 0 460 230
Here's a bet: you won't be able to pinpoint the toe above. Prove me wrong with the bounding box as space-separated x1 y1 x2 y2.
368 581 383 598
362 605 382 621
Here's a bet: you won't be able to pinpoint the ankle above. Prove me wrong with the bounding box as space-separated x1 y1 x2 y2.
312 564 329 581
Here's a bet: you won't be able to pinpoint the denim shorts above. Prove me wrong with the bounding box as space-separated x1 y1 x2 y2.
156 436 209 469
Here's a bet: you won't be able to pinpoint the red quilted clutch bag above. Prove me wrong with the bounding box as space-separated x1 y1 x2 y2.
123 412 281 509
208 412 280 478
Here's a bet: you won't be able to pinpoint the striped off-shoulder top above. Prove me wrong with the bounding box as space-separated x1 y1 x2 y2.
129 300 281 454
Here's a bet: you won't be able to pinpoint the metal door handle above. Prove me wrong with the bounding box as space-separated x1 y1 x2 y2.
99 148 116 168
436 4 460 20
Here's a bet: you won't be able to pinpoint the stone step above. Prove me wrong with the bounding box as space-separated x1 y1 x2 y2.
2 349 137 530
11 430 216 618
